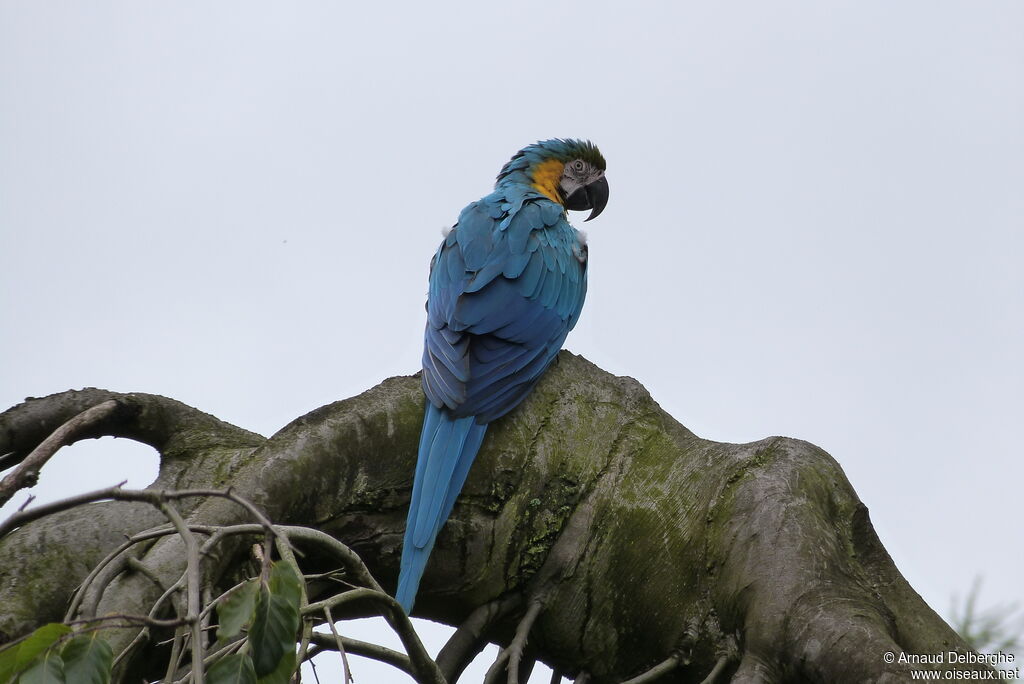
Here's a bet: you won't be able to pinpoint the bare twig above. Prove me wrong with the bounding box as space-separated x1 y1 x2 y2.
0 486 277 540
303 589 444 684
698 655 730 684
199 584 213 667
618 653 728 684
78 554 133 620
171 637 246 684
484 599 544 684
68 522 262 623
159 501 205 684
127 557 168 593
308 633 413 677
164 627 187 684
276 526 381 592
112 573 190 670
437 595 521 683
619 654 681 684
68 613 189 630
0 400 120 507
310 658 322 684
323 606 353 683
66 523 180 622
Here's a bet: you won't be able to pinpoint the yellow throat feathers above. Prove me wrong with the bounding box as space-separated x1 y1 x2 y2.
530 159 565 204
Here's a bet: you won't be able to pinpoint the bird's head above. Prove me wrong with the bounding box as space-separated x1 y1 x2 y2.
497 139 609 221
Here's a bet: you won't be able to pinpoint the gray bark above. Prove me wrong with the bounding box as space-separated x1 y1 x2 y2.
0 353 994 682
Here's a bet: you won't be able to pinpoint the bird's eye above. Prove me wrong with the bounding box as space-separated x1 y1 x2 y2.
572 160 586 172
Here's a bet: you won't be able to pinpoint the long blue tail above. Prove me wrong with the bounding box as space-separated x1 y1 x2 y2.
396 402 488 613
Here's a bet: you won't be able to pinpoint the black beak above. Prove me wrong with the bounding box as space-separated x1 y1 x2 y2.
583 175 609 221
564 175 610 222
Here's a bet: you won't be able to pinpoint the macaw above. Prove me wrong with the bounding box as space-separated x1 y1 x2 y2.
396 139 609 613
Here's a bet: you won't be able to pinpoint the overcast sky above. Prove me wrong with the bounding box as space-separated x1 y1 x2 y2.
2 2 1022 681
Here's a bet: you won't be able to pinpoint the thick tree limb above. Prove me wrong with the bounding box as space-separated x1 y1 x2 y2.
0 399 120 506
0 354 999 682
0 388 264 466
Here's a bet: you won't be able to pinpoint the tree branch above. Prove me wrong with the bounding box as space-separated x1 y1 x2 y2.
0 356 1001 682
158 501 204 684
484 599 544 684
303 589 444 684
323 606 353 683
437 596 521 683
0 388 263 467
619 655 681 684
0 400 120 507
308 632 413 676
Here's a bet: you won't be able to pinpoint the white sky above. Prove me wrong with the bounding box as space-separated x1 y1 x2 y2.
2 2 1022 682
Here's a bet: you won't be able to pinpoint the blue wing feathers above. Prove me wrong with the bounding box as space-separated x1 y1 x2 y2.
422 345 463 409
440 326 464 345
506 203 541 253
539 240 556 271
463 259 503 293
540 266 562 309
471 334 528 365
494 303 555 343
457 204 497 270
556 276 575 317
501 250 532 279
424 328 469 382
527 257 548 301
517 251 546 297
399 188 589 613
444 246 466 284
455 279 532 331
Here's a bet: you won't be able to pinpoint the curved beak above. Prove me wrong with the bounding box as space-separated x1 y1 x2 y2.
582 175 609 222
564 175 610 222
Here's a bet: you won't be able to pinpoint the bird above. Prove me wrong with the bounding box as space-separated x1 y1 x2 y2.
396 139 609 613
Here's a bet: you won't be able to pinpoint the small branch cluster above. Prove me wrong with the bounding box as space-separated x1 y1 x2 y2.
1 485 443 683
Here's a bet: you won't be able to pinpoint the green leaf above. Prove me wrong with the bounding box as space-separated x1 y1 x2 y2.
0 624 72 683
217 579 259 643
268 561 302 610
0 643 20 684
16 652 64 684
14 625 72 673
255 649 295 684
206 654 256 684
60 634 111 684
248 587 299 677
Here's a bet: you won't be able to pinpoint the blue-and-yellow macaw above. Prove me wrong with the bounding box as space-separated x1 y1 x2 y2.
396 139 609 613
